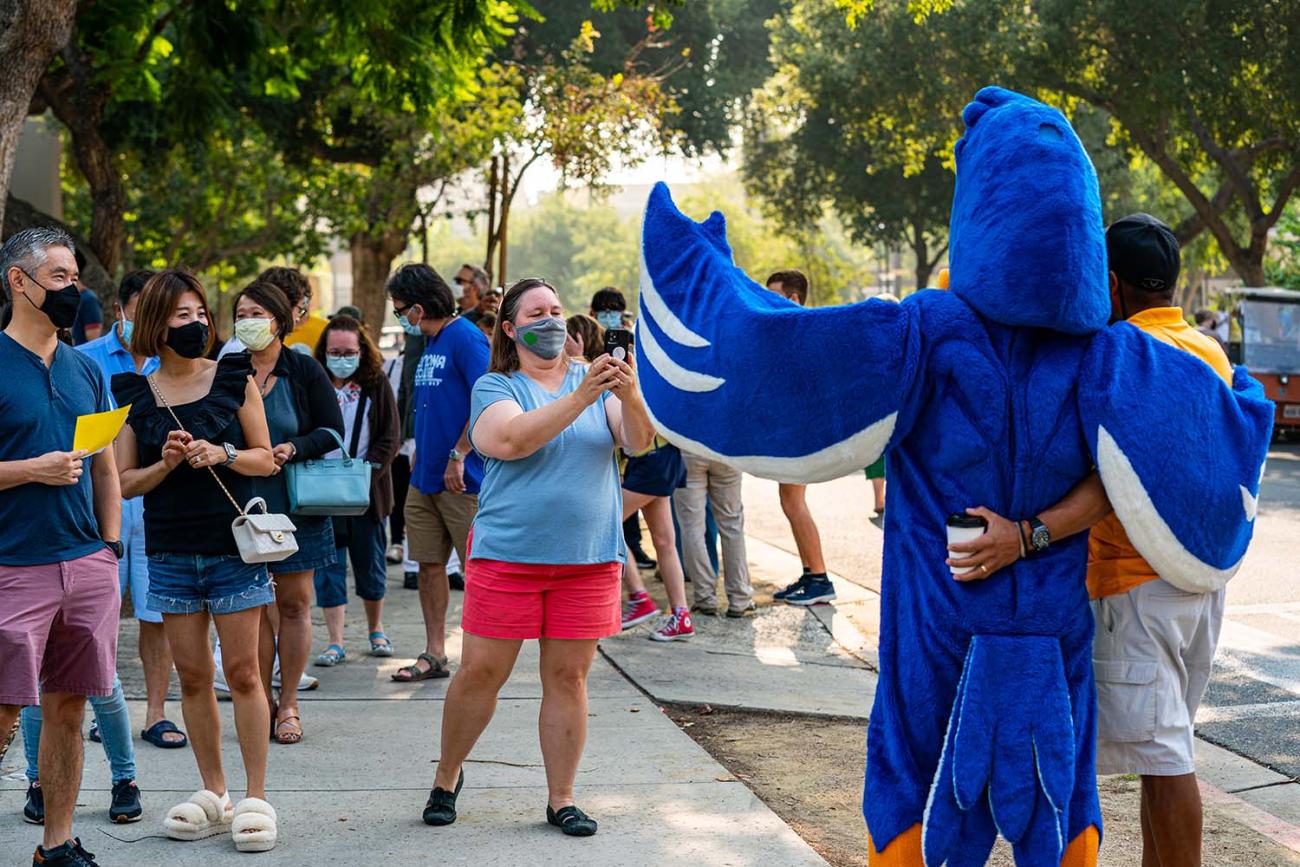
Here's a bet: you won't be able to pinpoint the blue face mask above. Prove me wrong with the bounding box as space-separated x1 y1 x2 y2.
595 310 624 330
326 355 361 380
400 316 423 337
118 319 134 347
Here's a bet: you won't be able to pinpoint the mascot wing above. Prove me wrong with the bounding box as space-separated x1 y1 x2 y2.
637 182 924 484
1078 325 1274 593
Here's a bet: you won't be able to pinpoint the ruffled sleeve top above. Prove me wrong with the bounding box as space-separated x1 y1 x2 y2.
112 353 257 556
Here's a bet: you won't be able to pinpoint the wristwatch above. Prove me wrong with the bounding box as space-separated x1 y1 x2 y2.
222 443 238 466
1027 517 1051 554
107 540 124 559
448 448 465 462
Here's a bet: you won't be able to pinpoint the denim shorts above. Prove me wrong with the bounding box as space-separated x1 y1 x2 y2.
146 552 273 615
271 515 336 574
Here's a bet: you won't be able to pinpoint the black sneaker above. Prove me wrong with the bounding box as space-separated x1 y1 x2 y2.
404 570 418 590
773 573 809 601
547 804 598 837
110 779 143 823
32 837 98 866
448 571 465 591
423 769 464 826
726 604 757 618
23 781 44 824
631 548 657 570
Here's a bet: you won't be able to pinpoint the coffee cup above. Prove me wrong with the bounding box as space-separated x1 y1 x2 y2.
946 513 988 576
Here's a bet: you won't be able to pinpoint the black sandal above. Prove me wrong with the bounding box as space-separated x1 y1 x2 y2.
547 804 598 837
423 770 464 826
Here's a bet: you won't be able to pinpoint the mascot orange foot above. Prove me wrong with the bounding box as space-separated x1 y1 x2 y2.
869 825 1099 866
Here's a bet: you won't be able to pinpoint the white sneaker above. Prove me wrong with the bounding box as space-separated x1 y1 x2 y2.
270 662 319 692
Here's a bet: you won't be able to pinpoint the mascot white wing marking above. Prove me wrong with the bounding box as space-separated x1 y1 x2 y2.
1240 485 1258 522
638 250 710 348
645 402 897 485
1097 426 1241 593
637 314 725 393
1241 463 1266 522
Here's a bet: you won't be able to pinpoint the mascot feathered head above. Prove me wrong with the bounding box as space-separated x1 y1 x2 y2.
948 87 1109 335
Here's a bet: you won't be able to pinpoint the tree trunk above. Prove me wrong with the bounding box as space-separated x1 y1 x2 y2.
4 193 112 298
497 151 510 286
0 0 76 232
909 221 932 291
483 155 499 274
350 226 412 336
37 52 126 276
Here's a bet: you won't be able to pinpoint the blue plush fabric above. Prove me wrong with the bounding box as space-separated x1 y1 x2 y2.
949 87 1110 335
637 86 1273 865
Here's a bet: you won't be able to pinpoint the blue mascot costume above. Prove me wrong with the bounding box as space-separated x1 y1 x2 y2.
635 87 1274 866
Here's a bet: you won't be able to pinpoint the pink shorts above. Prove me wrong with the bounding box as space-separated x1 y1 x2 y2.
462 557 623 641
0 547 120 706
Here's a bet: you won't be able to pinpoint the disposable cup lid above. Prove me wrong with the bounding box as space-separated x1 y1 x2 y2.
946 513 987 530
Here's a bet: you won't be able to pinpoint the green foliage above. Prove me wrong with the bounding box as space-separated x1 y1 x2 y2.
745 0 965 289
935 0 1300 283
1266 205 1300 291
514 0 780 156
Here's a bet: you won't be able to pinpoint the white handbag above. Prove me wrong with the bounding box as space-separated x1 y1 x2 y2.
148 376 298 564
230 496 299 564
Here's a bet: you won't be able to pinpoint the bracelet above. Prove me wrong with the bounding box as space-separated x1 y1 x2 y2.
1016 520 1030 559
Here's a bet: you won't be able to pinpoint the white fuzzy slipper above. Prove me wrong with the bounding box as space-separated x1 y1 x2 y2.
232 797 278 852
165 789 233 841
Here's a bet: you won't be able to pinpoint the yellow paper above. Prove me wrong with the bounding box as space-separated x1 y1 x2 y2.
73 405 131 454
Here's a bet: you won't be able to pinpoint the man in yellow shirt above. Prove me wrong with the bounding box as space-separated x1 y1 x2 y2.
1087 215 1230 867
949 214 1232 867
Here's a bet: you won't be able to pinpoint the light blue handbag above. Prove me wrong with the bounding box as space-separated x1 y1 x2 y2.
285 427 372 516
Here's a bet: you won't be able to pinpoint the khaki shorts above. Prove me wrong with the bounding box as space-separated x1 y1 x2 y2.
404 487 477 566
1091 578 1224 776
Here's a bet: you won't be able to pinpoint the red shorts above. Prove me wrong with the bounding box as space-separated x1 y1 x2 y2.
0 547 120 705
462 557 623 641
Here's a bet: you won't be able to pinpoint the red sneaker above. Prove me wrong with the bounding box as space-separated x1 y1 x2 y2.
621 595 660 631
649 609 694 642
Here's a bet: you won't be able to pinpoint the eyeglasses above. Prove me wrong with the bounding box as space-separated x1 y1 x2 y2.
326 350 361 359
393 302 414 319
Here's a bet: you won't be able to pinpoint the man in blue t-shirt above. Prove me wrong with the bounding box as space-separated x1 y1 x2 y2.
387 264 489 682
0 228 123 866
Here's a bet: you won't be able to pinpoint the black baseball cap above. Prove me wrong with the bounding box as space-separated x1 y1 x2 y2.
1106 213 1180 293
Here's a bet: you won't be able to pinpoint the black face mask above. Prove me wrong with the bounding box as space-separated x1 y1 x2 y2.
21 271 81 329
166 321 209 358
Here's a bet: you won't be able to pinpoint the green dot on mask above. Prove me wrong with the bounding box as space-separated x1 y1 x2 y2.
524 332 538 345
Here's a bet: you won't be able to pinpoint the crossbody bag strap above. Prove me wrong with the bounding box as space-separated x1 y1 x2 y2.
146 374 245 517
349 388 368 459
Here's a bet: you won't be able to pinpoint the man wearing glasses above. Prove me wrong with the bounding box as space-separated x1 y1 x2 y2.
453 264 491 326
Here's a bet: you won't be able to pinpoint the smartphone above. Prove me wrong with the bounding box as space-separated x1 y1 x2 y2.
604 328 634 361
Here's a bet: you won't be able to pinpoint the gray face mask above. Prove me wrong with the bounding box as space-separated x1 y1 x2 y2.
512 316 568 359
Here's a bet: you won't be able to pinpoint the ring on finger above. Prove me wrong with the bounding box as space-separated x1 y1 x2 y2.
979 564 988 575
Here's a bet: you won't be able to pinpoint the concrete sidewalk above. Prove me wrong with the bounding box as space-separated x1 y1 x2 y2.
0 569 828 866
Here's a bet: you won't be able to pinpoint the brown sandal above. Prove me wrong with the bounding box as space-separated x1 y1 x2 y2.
391 652 450 682
273 709 302 745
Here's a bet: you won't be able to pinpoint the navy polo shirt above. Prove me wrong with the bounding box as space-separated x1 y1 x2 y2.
0 332 111 565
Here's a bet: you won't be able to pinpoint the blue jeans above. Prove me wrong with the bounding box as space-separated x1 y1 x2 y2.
21 674 136 784
313 515 387 608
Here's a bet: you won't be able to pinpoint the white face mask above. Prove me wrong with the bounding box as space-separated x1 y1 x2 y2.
234 317 277 351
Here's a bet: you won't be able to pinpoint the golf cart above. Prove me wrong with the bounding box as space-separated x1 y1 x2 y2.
1225 287 1300 439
